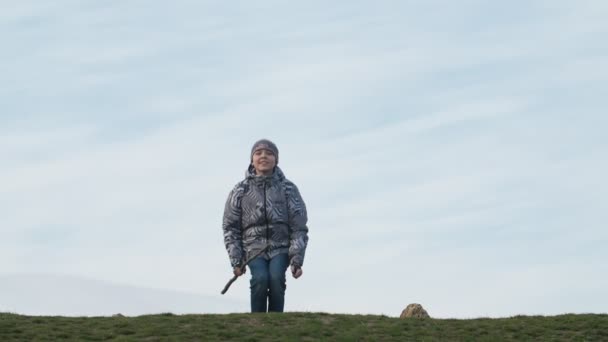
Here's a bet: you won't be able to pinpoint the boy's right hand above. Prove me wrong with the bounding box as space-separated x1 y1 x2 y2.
233 266 246 277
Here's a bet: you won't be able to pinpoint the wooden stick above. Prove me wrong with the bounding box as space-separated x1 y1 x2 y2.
221 247 268 295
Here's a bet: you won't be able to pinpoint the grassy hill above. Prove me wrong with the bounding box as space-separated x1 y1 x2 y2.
1 312 606 341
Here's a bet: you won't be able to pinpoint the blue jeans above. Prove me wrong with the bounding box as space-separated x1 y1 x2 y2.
248 253 289 312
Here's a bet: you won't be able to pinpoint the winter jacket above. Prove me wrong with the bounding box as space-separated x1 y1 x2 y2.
223 165 309 268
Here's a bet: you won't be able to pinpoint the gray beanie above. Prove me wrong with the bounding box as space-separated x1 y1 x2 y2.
250 139 279 164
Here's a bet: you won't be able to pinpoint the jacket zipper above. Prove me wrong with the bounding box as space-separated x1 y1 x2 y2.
263 180 270 248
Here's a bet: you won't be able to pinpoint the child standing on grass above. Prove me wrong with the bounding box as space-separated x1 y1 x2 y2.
222 139 309 312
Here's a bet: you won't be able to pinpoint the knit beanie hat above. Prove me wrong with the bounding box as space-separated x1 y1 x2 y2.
250 139 279 164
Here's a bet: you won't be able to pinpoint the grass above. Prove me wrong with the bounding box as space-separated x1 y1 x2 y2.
1 312 606 341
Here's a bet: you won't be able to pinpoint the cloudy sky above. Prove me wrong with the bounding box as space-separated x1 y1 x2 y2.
1 1 607 318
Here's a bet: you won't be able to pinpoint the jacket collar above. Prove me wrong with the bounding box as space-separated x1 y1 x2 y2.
245 164 286 184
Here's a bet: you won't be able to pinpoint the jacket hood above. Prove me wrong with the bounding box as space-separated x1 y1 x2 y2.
246 164 286 183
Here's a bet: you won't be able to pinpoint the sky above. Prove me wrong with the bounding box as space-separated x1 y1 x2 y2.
1 1 607 318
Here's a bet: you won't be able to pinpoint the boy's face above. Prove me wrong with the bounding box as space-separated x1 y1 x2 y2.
252 149 276 175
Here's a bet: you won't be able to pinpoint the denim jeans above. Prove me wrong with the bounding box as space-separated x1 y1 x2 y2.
248 253 289 312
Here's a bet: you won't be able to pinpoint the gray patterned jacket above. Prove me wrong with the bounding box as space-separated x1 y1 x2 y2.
223 165 309 268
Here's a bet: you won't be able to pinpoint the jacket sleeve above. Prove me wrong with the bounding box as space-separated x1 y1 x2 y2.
222 185 244 268
286 181 309 267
